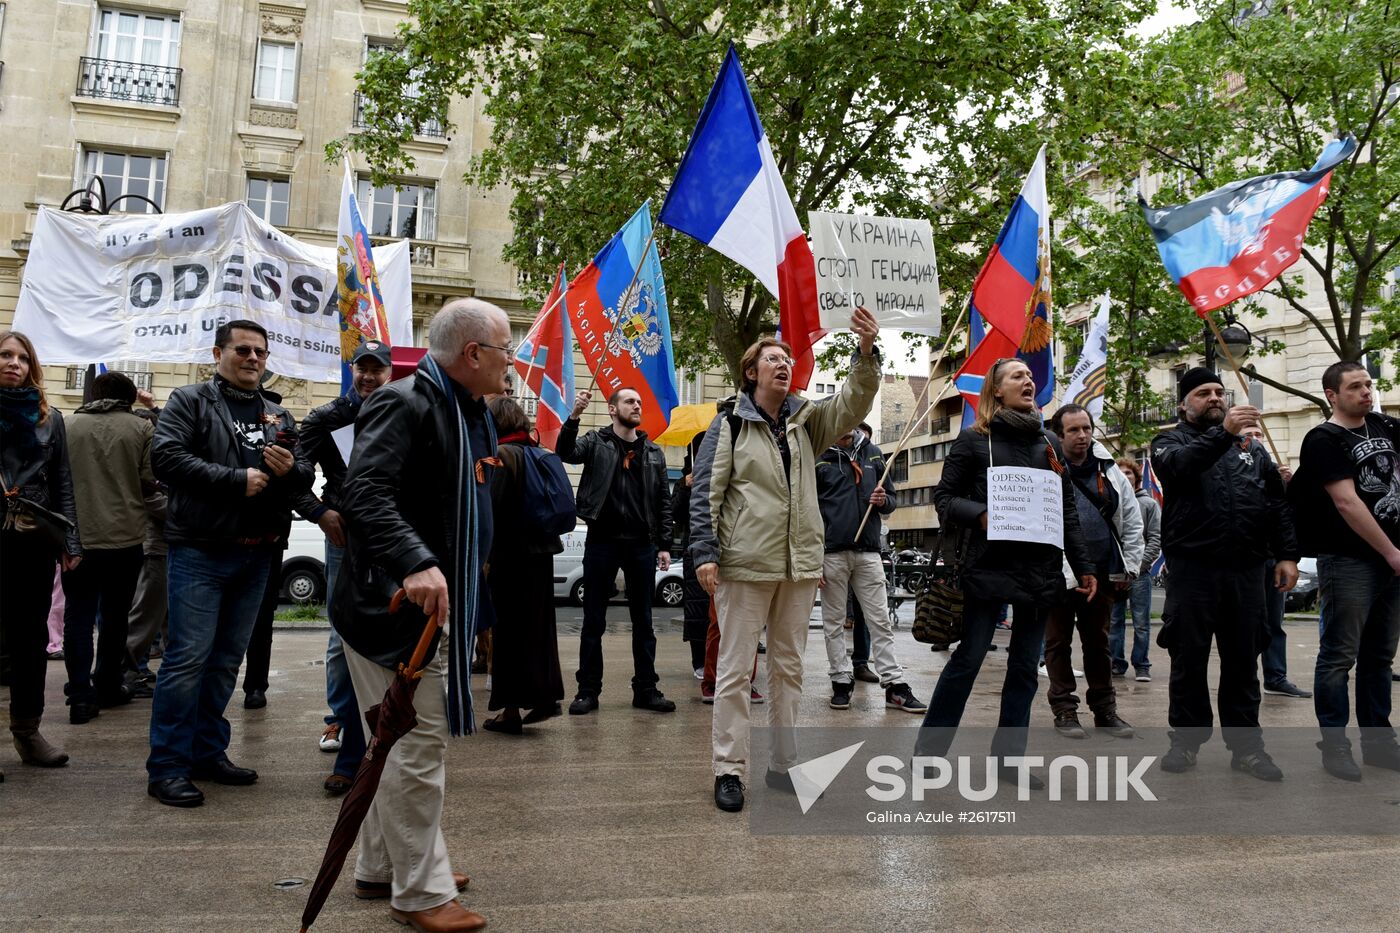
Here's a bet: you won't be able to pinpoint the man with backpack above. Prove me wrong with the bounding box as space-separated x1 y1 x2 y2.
558 387 675 715
1295 361 1400 781
1043 404 1145 740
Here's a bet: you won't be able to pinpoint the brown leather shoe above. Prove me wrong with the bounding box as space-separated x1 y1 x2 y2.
389 900 486 931
356 872 469 899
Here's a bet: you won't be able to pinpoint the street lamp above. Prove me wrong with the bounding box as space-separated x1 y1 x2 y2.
1147 315 1255 370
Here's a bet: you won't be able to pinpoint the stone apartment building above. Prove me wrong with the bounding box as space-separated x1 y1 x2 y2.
0 0 730 472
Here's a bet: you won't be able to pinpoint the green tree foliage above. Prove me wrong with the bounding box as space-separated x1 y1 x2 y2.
333 0 1153 383
1058 0 1400 415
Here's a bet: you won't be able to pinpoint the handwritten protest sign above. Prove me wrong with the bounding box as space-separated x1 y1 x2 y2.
986 466 1063 549
809 211 940 335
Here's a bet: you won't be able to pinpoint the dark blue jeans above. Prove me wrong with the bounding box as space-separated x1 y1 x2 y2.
917 596 1048 760
576 536 659 696
323 540 365 777
1314 553 1400 748
1260 559 1289 686
1109 575 1152 674
147 544 274 781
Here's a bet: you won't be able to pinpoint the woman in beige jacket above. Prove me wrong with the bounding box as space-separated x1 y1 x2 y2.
689 307 881 813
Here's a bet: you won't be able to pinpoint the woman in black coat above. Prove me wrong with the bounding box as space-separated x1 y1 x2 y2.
482 396 566 733
0 331 79 771
918 359 1095 785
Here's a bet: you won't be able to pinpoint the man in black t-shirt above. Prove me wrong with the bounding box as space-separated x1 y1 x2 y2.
1298 360 1400 781
557 386 674 715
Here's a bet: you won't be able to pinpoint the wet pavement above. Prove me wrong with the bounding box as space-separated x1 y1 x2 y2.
1 605 1395 932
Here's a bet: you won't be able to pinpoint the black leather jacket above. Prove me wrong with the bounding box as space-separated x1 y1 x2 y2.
1150 418 1298 564
0 408 81 555
151 379 312 547
331 359 497 668
294 392 360 521
934 420 1093 606
556 419 672 549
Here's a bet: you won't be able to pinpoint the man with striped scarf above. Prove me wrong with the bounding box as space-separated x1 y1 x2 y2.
331 299 510 933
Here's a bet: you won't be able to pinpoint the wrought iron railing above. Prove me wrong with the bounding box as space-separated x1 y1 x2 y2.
76 57 181 107
66 367 153 391
352 91 445 138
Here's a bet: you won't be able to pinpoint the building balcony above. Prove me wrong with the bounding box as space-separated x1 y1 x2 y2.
76 57 181 107
66 367 153 392
353 92 445 139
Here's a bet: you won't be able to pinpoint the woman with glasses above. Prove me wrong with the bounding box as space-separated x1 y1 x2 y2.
917 358 1096 789
690 306 882 813
0 330 80 775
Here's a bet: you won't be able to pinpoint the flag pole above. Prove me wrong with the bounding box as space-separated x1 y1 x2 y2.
854 304 970 540
1204 313 1285 465
583 227 658 395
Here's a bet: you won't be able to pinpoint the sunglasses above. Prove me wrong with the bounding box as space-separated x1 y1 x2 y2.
225 344 270 360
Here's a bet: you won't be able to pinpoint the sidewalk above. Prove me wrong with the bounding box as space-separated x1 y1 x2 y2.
1 614 1394 931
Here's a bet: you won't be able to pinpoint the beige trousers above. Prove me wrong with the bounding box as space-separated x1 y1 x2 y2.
343 636 457 913
712 578 819 780
820 550 905 685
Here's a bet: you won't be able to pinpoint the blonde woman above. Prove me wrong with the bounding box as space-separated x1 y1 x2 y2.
918 358 1095 788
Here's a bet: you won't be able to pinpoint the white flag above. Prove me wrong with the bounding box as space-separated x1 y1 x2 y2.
1063 293 1111 419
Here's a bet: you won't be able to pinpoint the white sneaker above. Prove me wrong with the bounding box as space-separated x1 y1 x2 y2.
318 723 342 753
694 667 705 681
1037 663 1049 677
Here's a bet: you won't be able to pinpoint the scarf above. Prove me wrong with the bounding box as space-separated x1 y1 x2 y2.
992 408 1044 434
418 355 496 737
0 386 42 455
498 430 534 446
214 374 260 402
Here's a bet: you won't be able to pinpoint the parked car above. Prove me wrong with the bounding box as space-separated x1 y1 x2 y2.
281 516 327 604
1285 557 1319 612
554 526 686 608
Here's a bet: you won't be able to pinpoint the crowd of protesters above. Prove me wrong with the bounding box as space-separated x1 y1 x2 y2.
5 300 1400 929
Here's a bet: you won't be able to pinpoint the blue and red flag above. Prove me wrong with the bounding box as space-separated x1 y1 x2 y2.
1141 136 1356 315
659 43 824 390
336 158 391 392
568 202 680 439
1141 457 1165 576
514 264 575 451
955 145 1054 423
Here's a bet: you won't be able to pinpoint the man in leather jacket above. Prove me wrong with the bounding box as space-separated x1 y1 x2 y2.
557 386 675 716
1150 367 1299 781
146 320 312 808
330 299 509 933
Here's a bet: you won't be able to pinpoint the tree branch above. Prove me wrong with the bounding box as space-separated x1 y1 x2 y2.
1242 364 1331 417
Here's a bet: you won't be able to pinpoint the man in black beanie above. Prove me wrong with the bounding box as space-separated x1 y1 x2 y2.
1149 366 1299 780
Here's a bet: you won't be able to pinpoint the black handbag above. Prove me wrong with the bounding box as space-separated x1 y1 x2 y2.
1 466 73 552
912 527 965 648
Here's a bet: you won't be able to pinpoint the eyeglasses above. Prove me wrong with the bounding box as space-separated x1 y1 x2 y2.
761 354 795 367
477 342 514 356
225 345 270 360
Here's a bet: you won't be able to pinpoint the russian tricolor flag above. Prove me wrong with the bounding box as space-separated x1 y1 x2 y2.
1141 136 1355 315
659 43 824 390
955 145 1054 419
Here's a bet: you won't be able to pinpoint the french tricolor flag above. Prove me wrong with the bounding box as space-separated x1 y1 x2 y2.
659 44 824 390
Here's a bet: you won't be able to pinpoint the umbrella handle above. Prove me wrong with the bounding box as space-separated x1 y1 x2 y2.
389 587 441 678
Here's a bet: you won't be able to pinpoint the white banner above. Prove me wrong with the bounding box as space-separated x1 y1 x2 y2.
12 203 414 382
1062 292 1110 418
808 210 940 335
986 466 1063 549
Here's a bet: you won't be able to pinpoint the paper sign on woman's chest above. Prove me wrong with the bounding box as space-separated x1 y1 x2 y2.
986 466 1063 549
